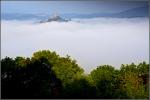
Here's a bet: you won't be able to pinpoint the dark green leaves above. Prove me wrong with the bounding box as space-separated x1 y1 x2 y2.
1 50 149 99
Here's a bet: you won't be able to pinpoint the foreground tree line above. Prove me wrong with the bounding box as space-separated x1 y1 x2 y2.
1 50 149 99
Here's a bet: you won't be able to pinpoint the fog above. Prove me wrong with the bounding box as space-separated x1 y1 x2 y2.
1 17 149 73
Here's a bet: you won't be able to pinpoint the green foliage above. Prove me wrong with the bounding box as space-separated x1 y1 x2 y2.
137 61 149 75
52 56 84 86
15 57 28 67
1 57 16 77
62 77 96 98
1 50 149 99
1 56 62 98
32 50 84 86
32 50 59 65
119 62 149 99
90 65 117 98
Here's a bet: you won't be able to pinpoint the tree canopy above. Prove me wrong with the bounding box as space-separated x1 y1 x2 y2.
1 50 149 99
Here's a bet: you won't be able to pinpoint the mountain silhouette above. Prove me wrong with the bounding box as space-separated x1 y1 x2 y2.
111 5 149 18
1 5 148 20
39 14 71 23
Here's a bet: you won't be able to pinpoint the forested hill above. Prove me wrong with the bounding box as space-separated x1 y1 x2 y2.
1 50 149 99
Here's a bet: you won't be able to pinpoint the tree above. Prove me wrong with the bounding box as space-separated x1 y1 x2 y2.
32 50 84 87
119 63 149 99
1 56 62 98
15 57 27 67
1 50 149 99
90 65 117 98
62 77 96 98
1 57 18 98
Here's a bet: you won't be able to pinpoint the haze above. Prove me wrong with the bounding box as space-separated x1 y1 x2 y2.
1 18 149 73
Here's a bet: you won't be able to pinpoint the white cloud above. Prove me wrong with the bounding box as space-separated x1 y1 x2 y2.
1 17 149 73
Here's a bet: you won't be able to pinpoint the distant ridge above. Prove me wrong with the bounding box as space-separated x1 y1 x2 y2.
1 5 149 20
1 13 48 20
111 5 149 18
61 5 149 18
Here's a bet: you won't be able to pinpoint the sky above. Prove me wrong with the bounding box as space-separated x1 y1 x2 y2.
1 1 149 15
1 0 149 73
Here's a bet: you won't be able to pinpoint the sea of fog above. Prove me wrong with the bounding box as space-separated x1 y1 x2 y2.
1 17 149 73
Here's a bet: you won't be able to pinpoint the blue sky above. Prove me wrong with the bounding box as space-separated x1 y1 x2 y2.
1 1 149 73
1 1 148 15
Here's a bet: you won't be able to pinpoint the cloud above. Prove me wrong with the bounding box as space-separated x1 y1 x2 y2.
1 17 149 73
